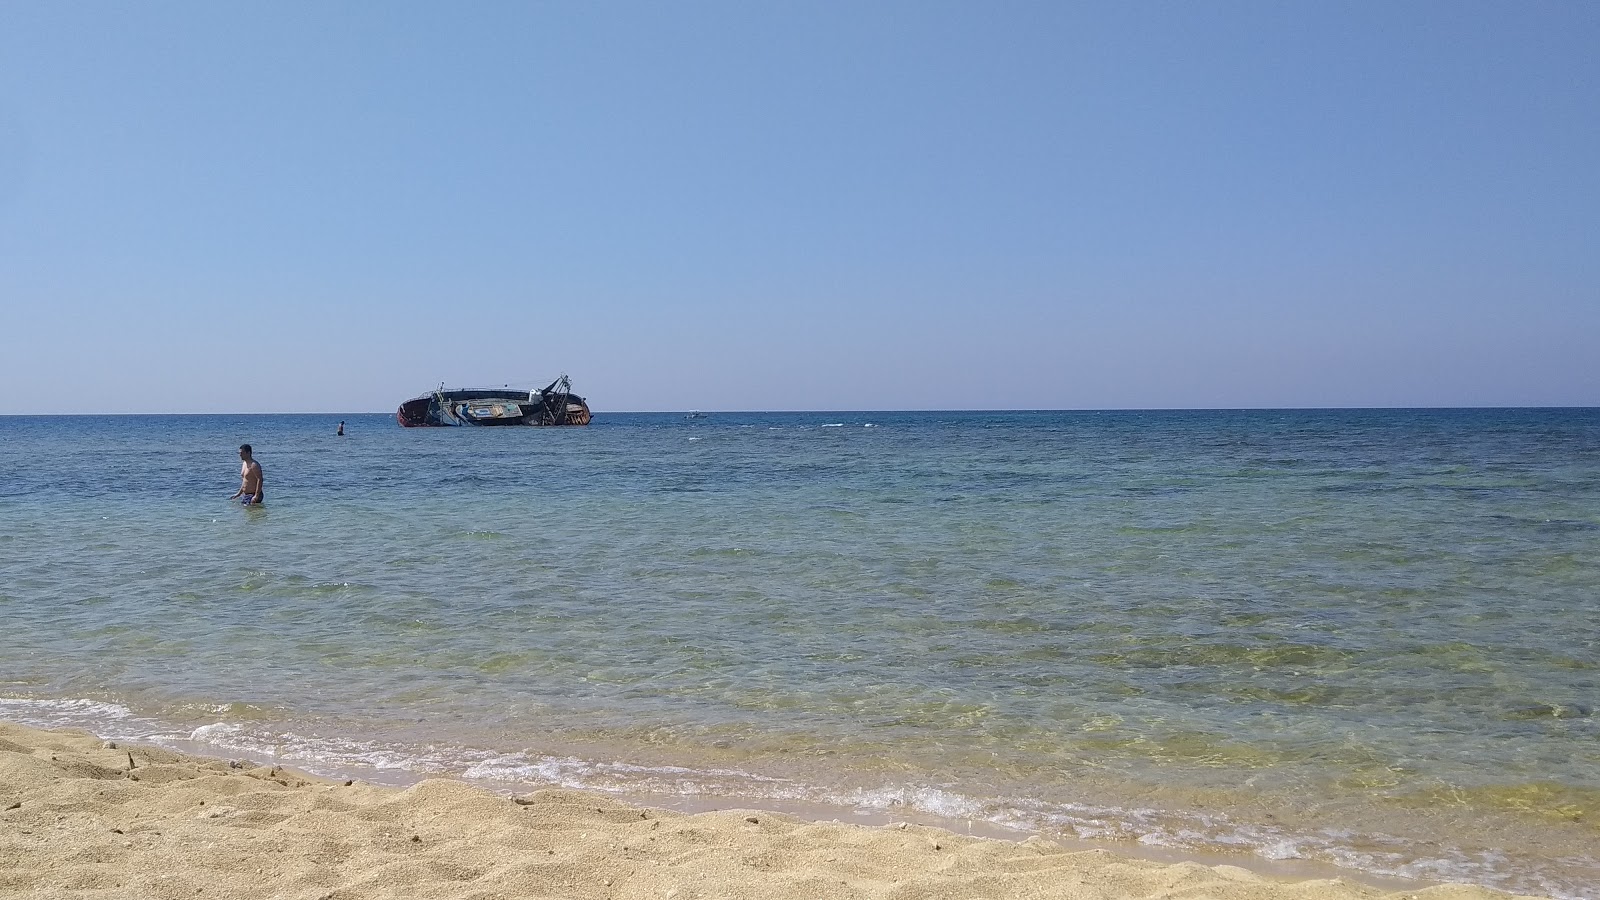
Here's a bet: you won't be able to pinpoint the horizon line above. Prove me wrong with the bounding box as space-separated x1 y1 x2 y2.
3 405 1597 417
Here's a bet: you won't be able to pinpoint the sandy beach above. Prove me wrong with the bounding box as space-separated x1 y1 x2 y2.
0 722 1534 900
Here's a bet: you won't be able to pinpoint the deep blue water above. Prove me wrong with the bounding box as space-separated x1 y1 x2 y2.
2 409 1597 897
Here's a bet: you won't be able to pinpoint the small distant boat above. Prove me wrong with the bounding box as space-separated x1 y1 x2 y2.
686 411 708 419
396 376 592 427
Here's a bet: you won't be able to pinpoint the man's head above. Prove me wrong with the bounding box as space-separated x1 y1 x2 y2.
239 444 253 458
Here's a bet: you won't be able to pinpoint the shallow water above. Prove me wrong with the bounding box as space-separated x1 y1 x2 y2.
1 409 1597 897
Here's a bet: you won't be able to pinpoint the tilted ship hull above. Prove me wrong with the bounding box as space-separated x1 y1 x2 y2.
396 376 592 427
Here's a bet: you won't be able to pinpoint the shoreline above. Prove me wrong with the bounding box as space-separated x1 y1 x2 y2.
0 721 1534 900
3 697 1591 899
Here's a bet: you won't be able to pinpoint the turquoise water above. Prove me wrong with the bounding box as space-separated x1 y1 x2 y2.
1 409 1596 897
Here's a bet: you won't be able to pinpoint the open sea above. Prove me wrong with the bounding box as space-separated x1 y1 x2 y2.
1 409 1596 898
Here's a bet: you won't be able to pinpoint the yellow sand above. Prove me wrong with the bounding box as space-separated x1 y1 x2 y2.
0 722 1530 900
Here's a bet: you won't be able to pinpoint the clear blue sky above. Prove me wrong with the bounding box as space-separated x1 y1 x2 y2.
2 2 1596 413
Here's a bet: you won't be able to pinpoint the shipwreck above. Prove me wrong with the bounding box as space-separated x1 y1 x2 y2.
396 376 592 427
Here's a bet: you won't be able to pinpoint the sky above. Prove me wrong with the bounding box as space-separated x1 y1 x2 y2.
1 2 1596 413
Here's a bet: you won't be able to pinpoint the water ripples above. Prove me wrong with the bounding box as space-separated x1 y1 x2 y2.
1 409 1598 896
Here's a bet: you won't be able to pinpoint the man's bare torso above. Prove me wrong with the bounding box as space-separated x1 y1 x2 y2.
240 459 263 500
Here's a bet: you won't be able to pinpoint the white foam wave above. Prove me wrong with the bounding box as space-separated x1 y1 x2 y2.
188 723 244 742
1257 841 1308 861
0 697 151 740
839 785 985 820
0 697 134 720
462 751 797 798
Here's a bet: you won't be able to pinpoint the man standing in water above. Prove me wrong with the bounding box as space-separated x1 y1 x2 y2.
231 444 265 505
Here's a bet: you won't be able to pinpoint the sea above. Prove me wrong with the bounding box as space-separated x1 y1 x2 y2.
1 409 1596 898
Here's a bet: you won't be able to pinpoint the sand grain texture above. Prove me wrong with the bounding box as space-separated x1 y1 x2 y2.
0 723 1529 900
